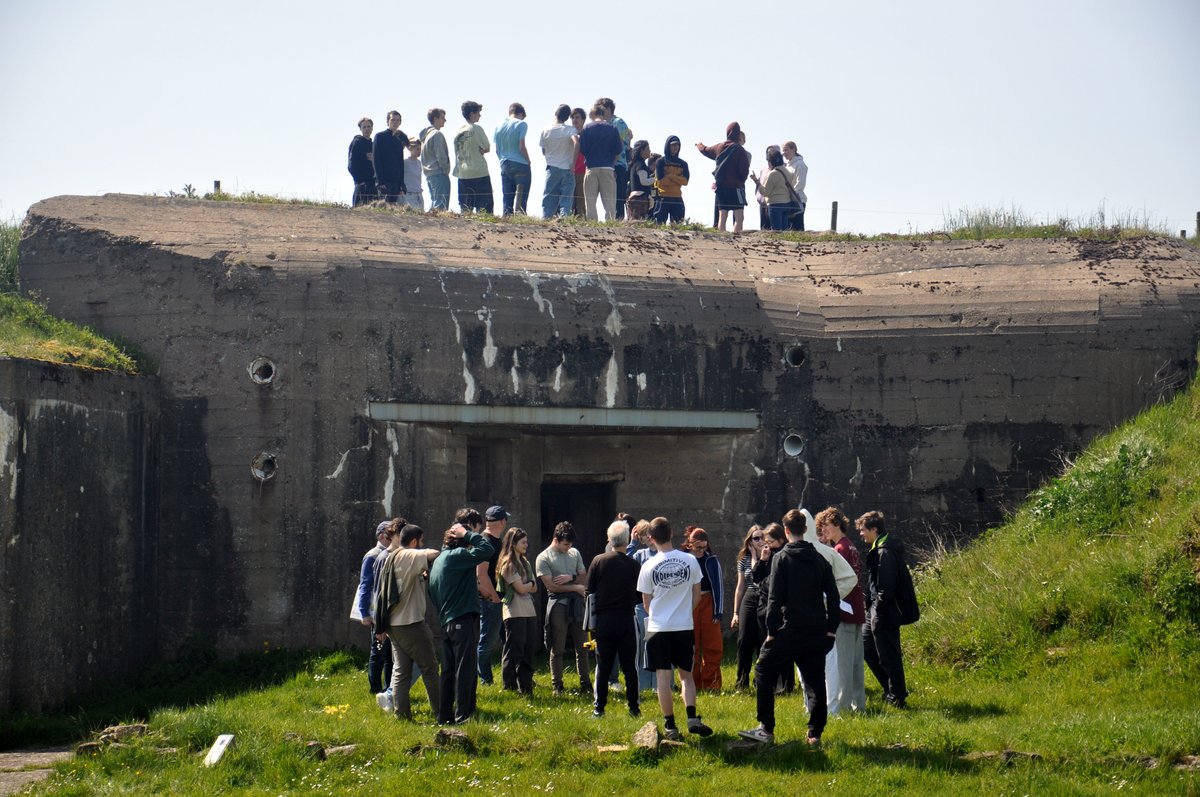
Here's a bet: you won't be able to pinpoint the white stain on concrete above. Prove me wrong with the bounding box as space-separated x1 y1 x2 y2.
848 456 863 493
381 427 400 515
438 269 476 404
0 406 19 502
604 354 619 408
476 306 498 367
511 350 521 393
526 272 555 318
326 430 374 480
837 337 843 352
553 355 565 393
597 275 623 338
636 372 647 392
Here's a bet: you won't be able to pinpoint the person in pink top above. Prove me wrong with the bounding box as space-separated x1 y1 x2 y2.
815 506 866 713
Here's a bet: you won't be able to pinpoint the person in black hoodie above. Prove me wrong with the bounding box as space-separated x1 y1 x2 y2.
738 509 839 747
373 110 410 203
348 117 376 207
653 135 689 224
858 510 909 708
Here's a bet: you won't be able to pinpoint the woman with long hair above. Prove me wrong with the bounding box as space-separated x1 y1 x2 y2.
497 527 539 694
684 526 724 691
752 523 794 693
731 524 765 690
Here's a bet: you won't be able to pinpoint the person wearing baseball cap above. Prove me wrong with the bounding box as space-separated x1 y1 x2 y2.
476 505 510 685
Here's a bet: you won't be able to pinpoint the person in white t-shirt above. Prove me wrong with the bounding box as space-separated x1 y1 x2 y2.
636 517 714 741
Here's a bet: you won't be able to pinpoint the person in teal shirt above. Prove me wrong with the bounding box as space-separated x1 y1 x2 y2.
428 522 494 724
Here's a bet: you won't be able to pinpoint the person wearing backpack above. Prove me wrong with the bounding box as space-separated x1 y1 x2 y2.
857 511 913 708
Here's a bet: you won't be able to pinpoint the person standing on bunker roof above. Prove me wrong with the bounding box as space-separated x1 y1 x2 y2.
453 100 493 215
653 135 689 224
540 104 576 219
373 110 409 204
419 108 451 211
347 117 376 207
494 103 531 216
696 121 750 234
475 505 508 686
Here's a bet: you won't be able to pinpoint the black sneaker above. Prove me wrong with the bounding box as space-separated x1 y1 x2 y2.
592 708 604 718
663 726 683 742
628 705 641 718
686 716 713 737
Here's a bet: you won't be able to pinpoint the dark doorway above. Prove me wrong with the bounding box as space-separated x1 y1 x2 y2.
539 481 617 567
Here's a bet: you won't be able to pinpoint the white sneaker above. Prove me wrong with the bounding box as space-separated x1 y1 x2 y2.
737 725 775 744
376 692 393 712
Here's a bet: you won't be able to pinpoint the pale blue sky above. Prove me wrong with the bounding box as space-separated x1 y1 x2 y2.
2 0 1197 234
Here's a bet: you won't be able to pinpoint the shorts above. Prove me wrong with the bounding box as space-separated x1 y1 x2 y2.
715 186 747 209
645 629 694 672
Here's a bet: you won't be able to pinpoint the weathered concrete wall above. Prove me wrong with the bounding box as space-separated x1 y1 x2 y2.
0 358 158 712
16 195 1200 655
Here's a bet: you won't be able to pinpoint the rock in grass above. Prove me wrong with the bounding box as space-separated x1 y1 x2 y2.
305 741 326 760
74 742 103 756
434 728 475 753
97 724 148 744
596 745 628 753
632 722 660 751
658 739 687 752
325 744 358 758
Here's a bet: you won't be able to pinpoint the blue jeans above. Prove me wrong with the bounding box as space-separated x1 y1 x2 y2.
769 202 798 231
500 160 531 215
542 166 574 219
427 173 450 210
367 627 393 694
477 598 503 684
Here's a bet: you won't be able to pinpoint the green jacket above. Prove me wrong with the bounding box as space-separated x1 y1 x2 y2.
428 532 493 627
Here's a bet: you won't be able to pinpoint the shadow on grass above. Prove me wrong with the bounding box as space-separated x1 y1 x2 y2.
938 700 1009 721
0 642 360 750
848 742 980 773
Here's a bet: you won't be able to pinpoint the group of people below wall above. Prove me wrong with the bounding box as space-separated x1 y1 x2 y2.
347 99 809 234
349 502 917 746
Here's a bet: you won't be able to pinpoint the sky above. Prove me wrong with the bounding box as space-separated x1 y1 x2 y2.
2 0 1198 235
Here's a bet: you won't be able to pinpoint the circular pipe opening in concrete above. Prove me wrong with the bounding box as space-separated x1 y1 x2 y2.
784 345 806 367
249 357 276 385
251 453 278 481
782 434 805 457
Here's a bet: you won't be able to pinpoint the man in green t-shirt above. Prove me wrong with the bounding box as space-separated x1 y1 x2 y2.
535 521 592 696
452 100 493 214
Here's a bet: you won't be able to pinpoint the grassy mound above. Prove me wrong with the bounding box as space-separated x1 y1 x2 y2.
1 223 141 372
909 368 1200 675
0 293 140 372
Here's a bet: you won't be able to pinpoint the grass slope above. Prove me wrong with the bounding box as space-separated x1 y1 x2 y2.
13 372 1200 795
0 223 140 372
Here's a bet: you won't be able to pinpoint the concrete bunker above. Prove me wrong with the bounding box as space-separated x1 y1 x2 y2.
12 194 1200 663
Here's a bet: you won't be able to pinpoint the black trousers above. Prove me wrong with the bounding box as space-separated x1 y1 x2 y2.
367 627 393 694
754 633 828 738
735 588 761 688
438 614 480 723
864 606 907 703
593 611 638 712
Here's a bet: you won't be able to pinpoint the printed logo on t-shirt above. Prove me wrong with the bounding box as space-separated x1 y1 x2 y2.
651 558 692 588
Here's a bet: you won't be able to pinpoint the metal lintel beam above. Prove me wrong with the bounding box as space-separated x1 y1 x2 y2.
367 402 759 431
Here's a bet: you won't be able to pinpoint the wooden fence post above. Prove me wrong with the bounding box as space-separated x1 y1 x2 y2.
831 201 838 233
